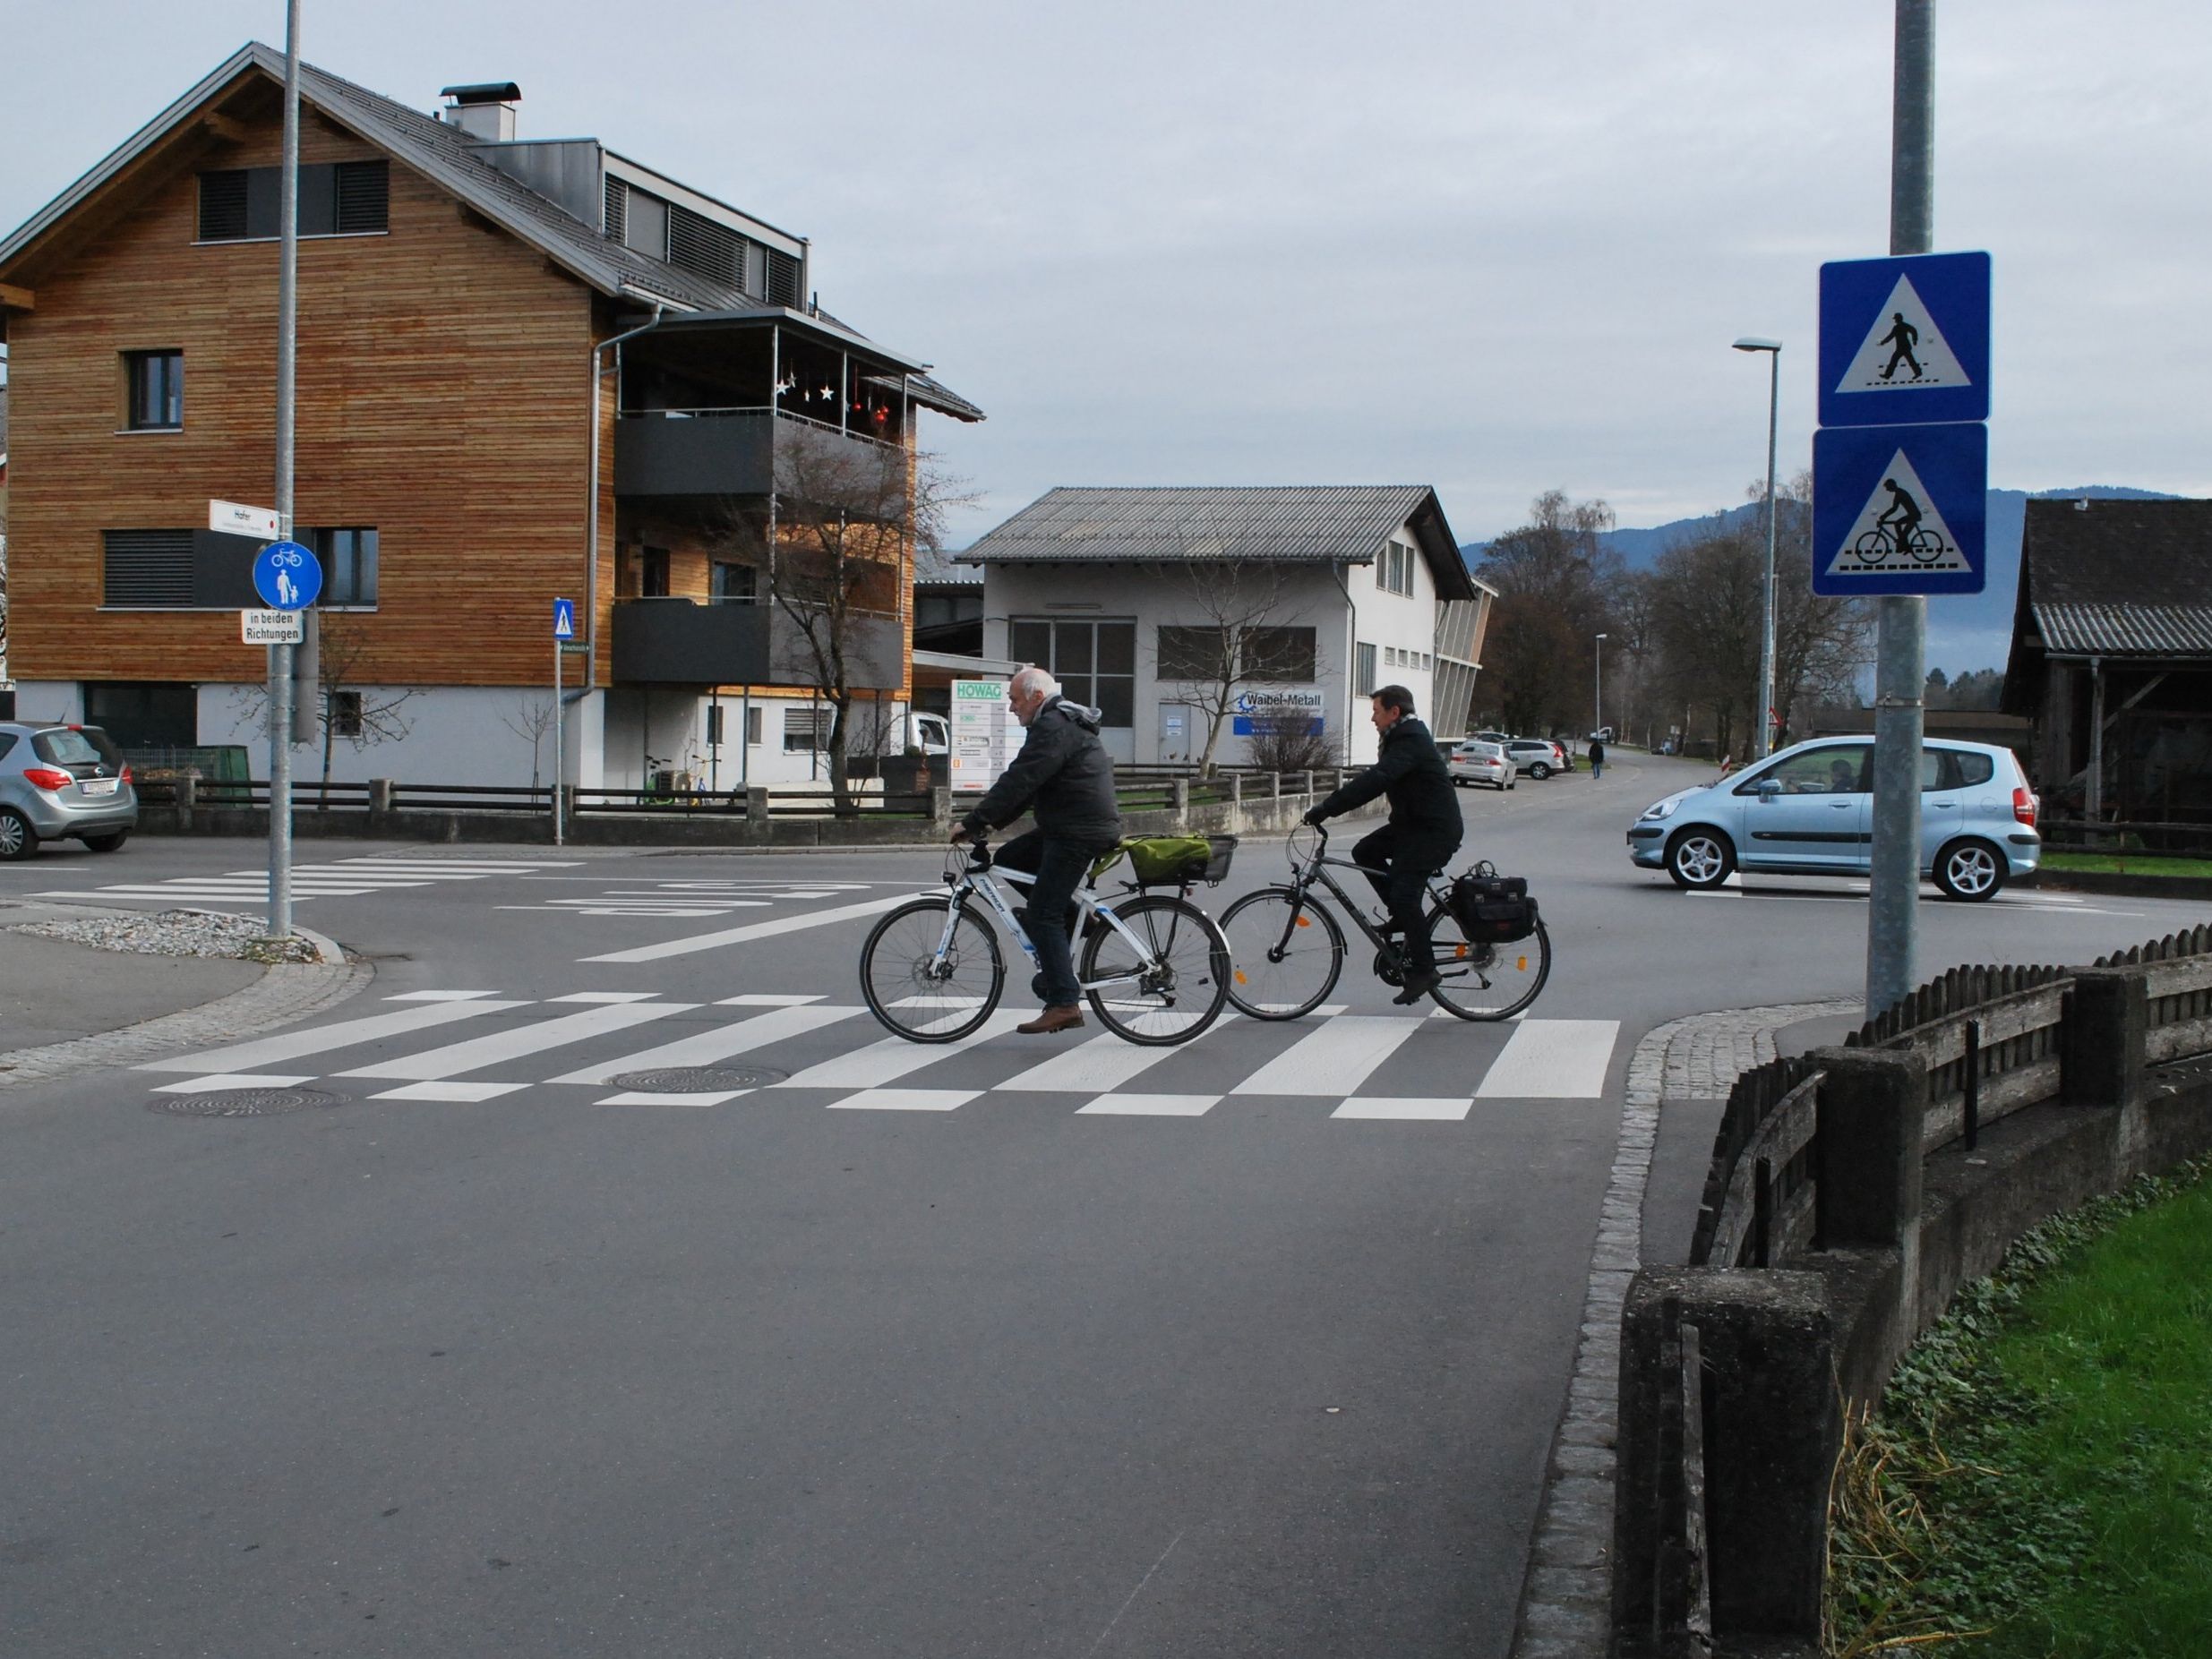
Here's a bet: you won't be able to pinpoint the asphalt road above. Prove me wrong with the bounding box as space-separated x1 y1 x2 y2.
0 752 2193 1657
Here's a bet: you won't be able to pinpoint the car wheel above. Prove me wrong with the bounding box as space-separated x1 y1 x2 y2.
1452 776 1466 789
1665 827 1735 891
1528 762 1551 780
1933 838 2005 902
81 831 130 853
0 808 37 862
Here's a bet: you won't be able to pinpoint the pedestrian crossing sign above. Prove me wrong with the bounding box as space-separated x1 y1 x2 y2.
1818 251 1989 428
1812 423 1987 596
553 597 577 639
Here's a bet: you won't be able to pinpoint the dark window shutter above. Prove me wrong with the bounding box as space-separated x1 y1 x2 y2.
198 170 249 240
604 175 626 242
764 247 801 308
103 530 195 608
668 205 741 286
334 160 389 233
296 163 338 236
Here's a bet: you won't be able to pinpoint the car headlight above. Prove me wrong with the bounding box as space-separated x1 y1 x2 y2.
1640 799 1681 822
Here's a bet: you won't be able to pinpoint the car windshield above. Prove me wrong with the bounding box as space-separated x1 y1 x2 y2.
31 727 123 768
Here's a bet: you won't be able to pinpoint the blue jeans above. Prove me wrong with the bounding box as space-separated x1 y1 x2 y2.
994 830 1110 1008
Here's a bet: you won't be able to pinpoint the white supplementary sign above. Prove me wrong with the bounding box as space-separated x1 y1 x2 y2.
242 609 305 645
1832 275 1971 397
950 679 1025 791
210 499 282 540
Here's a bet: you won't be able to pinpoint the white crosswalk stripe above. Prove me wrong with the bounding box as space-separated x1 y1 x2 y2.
38 857 579 909
141 990 1623 1117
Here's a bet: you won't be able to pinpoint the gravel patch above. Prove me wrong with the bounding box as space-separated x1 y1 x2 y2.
4 908 322 965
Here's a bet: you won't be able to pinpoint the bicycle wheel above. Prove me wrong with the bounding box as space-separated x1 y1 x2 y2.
1853 528 1892 565
1907 527 1946 563
860 898 1004 1041
1219 885 1345 1019
1421 906 1550 1022
1079 894 1231 1045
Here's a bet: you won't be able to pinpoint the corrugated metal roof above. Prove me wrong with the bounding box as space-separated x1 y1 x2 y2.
2033 603 2212 656
957 485 1474 599
912 543 982 586
0 44 982 421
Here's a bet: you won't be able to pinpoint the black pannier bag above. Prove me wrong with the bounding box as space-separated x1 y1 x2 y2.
1449 866 1539 945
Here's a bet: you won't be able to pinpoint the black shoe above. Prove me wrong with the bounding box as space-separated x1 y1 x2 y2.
1392 971 1441 1005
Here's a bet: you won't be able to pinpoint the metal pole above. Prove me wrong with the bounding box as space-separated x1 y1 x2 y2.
552 633 564 845
1866 0 1934 1020
1756 346 1779 758
268 0 301 941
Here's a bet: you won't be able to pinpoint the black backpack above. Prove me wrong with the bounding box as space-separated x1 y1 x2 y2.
1448 861 1539 945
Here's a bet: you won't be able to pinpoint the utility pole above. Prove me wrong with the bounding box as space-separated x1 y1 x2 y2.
1866 0 1934 1018
267 0 302 941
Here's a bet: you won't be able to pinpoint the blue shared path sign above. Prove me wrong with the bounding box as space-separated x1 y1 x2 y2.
253 540 322 610
553 597 578 639
1818 250 1990 429
1812 423 1987 597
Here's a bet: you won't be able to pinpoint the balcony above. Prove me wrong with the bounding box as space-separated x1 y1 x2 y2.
613 408 906 505
610 596 904 689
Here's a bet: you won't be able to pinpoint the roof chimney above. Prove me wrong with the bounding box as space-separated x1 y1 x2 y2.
441 81 520 143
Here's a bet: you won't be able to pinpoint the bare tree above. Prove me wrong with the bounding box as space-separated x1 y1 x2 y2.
227 616 418 800
1477 491 1625 737
709 438 971 809
500 696 558 792
1150 559 1316 775
1246 711 1333 774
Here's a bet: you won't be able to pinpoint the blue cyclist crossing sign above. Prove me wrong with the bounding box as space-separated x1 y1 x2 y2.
553 597 578 638
1818 251 1990 428
1813 423 1987 596
253 540 322 610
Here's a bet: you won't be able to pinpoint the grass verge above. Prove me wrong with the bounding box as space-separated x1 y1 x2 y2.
1825 1157 2212 1655
2039 851 2212 878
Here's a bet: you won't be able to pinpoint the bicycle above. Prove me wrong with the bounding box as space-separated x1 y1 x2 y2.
1216 824 1550 1022
859 834 1232 1046
1852 523 1947 566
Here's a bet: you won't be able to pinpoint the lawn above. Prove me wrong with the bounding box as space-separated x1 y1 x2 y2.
2040 851 2212 879
1827 1159 2212 1655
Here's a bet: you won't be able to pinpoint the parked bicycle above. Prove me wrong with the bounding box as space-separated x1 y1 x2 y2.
860 834 1233 1046
1217 824 1550 1021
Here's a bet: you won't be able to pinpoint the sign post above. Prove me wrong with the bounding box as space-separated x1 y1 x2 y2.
552 598 577 846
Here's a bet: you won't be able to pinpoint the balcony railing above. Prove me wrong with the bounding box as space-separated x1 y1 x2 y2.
613 406 902 500
610 595 904 689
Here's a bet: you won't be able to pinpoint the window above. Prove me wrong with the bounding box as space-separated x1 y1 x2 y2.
1356 641 1377 696
1922 748 1996 791
1240 626 1316 682
624 190 670 260
1736 745 1871 796
746 706 764 746
764 246 802 308
668 204 742 286
641 547 670 597
124 351 184 430
711 561 755 602
83 683 197 749
103 529 194 607
706 706 725 747
784 705 830 752
617 545 671 598
197 162 389 241
1377 540 1417 597
329 691 364 739
311 527 379 607
1157 626 1230 681
1009 616 1136 727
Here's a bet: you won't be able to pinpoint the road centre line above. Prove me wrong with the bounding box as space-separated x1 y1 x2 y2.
579 891 929 962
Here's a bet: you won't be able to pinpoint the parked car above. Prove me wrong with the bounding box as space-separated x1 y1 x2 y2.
1624 736 2039 901
1448 740 1515 791
1504 738 1568 780
0 723 139 860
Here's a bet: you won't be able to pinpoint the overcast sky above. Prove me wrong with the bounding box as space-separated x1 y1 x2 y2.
5 1 2208 547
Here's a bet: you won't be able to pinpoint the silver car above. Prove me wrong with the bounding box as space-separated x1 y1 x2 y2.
0 723 140 859
1625 736 2039 901
1449 740 1516 790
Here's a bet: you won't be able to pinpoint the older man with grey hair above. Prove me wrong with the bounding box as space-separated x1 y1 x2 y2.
954 666 1123 1033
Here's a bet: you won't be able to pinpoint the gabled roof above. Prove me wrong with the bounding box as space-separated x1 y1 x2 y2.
956 485 1478 601
0 43 980 421
2015 499 2212 659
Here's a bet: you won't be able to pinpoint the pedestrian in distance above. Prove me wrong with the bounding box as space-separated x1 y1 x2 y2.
1588 737 1606 781
951 666 1122 1034
1300 685 1463 1005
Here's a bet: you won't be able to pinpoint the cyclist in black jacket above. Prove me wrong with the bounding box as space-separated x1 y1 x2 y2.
1304 684 1464 1004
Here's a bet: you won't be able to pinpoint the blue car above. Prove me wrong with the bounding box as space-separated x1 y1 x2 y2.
1625 737 2040 901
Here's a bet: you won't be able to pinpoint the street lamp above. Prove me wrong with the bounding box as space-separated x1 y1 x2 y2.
1733 336 1781 760
1593 633 1608 740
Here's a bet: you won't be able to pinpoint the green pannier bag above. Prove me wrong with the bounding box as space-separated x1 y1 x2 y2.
1119 834 1236 885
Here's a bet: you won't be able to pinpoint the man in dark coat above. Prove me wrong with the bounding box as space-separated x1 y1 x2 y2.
1304 684 1464 1004
956 666 1123 1033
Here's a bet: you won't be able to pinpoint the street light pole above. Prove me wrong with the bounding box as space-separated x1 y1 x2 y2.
1733 337 1782 760
1593 632 1607 738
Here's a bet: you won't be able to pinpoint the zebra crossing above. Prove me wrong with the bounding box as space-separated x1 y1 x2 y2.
35 856 579 907
137 988 1621 1121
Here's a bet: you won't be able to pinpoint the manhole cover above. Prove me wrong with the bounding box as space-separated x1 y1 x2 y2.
150 1088 346 1118
609 1066 786 1092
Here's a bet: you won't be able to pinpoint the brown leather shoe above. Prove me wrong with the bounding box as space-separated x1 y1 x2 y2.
1016 1005 1085 1035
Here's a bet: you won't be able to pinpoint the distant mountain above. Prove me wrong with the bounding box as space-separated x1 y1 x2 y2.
1461 486 2180 675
